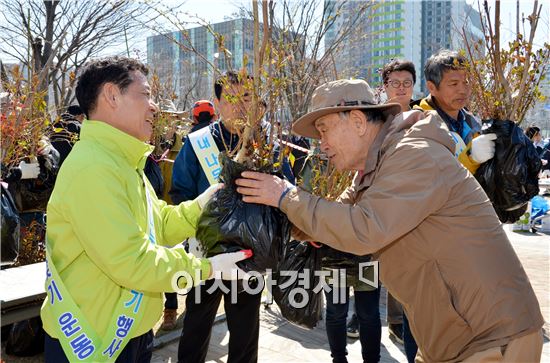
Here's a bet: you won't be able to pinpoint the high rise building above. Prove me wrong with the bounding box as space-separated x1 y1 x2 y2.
526 68 550 136
147 18 255 109
420 1 483 91
325 0 482 96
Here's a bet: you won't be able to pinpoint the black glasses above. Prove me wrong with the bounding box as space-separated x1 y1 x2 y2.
386 80 413 89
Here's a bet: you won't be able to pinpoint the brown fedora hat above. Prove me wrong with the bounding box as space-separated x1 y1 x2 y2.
292 79 402 139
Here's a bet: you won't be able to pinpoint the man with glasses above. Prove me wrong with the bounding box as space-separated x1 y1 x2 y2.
382 59 415 113
379 59 418 361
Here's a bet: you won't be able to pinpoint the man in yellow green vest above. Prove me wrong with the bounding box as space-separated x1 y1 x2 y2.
41 57 252 363
413 49 496 174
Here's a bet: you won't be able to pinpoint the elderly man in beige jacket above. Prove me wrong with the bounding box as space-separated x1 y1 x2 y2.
235 79 544 363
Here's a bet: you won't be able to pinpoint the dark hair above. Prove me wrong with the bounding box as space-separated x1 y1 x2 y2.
381 59 416 84
362 109 384 124
340 109 385 124
66 105 84 116
424 49 467 88
196 111 214 124
214 71 252 100
75 56 148 117
525 126 541 140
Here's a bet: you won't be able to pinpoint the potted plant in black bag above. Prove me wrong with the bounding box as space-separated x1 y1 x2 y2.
460 0 549 223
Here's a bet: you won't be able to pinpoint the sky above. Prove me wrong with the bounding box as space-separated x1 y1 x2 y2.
471 0 550 47
1 0 549 61
129 0 549 56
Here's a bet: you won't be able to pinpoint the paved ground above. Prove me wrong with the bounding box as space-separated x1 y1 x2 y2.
2 228 548 362
150 227 550 363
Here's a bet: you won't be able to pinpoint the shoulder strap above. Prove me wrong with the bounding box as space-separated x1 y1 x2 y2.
43 175 157 361
188 127 221 186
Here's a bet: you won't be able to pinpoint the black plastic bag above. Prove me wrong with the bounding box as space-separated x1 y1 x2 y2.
5 317 45 356
14 149 60 212
474 120 541 223
272 241 323 329
1 183 20 263
196 154 291 273
320 245 371 277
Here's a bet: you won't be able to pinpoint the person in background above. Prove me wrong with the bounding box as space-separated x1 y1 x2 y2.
155 99 185 205
190 99 216 132
173 71 294 363
156 99 188 331
159 99 216 331
525 125 550 177
50 105 85 167
525 126 543 153
379 59 418 360
172 72 261 363
413 49 496 174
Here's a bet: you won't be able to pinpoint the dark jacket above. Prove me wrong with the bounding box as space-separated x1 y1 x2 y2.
190 120 211 133
144 156 164 199
540 141 550 171
50 115 81 166
8 148 60 212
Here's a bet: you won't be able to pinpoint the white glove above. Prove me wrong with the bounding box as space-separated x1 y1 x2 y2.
470 133 497 164
207 250 253 280
19 161 40 179
196 183 223 209
37 138 54 156
186 237 205 258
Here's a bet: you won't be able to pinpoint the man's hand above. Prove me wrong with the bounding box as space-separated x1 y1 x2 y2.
470 133 497 164
207 250 253 280
18 161 40 179
236 171 295 208
196 183 223 209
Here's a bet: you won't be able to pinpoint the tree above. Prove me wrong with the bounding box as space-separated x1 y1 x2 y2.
461 0 550 123
269 0 372 121
143 0 371 123
0 0 151 112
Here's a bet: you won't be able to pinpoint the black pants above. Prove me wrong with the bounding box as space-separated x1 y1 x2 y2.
177 279 262 363
44 330 153 363
325 287 381 363
165 292 178 309
403 313 418 363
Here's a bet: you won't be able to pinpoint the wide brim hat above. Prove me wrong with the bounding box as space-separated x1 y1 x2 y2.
292 79 402 139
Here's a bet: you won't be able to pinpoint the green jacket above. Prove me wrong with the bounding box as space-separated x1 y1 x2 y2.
41 120 211 339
